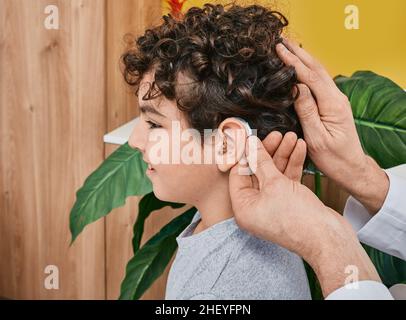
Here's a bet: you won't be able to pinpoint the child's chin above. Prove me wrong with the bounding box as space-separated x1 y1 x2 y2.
153 187 181 204
151 187 169 201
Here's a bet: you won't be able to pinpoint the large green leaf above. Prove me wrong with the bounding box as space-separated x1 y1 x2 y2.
69 143 152 243
304 261 323 300
364 245 406 287
335 71 406 169
335 71 406 288
133 192 185 253
119 207 197 300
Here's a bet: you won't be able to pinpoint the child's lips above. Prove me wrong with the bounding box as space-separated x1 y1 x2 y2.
143 156 156 175
146 163 155 175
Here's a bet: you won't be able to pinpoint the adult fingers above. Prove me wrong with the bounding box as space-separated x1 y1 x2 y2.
246 136 282 188
284 139 307 182
262 131 283 157
273 132 298 173
282 37 334 84
294 84 327 141
276 42 339 109
229 160 261 218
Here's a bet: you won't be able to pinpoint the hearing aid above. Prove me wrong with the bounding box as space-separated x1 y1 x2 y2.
232 117 253 137
230 117 254 175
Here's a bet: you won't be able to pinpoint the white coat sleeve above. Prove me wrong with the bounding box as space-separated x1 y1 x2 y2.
325 281 394 300
343 164 406 261
327 164 406 300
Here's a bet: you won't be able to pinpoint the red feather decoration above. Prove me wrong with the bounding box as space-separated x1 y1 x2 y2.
166 0 187 20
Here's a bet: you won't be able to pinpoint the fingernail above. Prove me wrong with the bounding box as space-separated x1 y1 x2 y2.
276 43 288 52
292 86 299 97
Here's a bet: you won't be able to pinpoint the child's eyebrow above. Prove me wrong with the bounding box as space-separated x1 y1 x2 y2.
139 103 166 118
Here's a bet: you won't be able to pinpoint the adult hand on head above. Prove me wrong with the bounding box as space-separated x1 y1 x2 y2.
229 135 381 297
276 38 389 214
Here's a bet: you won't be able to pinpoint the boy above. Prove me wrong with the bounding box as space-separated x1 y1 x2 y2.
125 3 311 299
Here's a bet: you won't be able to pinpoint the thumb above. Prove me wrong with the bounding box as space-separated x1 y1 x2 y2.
229 161 258 204
246 135 281 188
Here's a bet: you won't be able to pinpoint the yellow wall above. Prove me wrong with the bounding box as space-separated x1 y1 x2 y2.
162 0 406 87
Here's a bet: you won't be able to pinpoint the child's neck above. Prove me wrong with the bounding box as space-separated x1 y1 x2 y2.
192 176 234 234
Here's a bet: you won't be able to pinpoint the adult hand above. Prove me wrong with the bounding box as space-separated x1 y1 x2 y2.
261 131 306 182
275 38 389 214
229 136 381 297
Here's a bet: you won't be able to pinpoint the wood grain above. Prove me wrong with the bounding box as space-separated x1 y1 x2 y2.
106 0 163 132
0 0 106 299
303 174 349 214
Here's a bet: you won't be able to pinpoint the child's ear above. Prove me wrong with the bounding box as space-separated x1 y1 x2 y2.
216 117 248 173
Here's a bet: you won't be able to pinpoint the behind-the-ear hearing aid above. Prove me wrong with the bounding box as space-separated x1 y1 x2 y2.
232 117 253 137
230 117 254 175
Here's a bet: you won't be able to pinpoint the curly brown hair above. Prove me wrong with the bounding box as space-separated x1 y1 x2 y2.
121 2 302 141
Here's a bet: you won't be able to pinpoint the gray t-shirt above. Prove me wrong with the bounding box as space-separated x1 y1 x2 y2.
165 211 311 300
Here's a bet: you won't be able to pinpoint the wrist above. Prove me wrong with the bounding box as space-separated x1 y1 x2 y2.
346 156 389 215
304 209 381 297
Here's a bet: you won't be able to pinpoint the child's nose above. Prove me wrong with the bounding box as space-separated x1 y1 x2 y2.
128 119 145 152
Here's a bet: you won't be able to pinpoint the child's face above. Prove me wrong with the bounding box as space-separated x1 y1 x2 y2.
129 70 226 204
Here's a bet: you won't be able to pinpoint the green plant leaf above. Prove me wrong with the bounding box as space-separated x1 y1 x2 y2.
314 172 322 199
133 192 185 253
303 160 320 175
335 71 406 287
69 143 152 243
304 261 323 300
119 207 197 300
363 244 406 287
335 71 406 169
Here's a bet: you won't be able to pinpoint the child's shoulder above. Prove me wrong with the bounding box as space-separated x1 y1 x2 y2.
231 227 303 268
212 228 311 300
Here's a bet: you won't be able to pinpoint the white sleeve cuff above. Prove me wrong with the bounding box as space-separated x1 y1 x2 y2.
343 166 406 261
325 281 394 300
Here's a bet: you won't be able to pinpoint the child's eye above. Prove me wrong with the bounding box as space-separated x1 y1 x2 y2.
146 120 162 129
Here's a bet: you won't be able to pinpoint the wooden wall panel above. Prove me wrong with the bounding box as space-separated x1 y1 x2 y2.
106 0 163 132
302 175 350 215
0 0 106 299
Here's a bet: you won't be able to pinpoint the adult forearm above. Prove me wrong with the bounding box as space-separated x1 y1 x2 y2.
304 207 382 297
338 155 389 215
